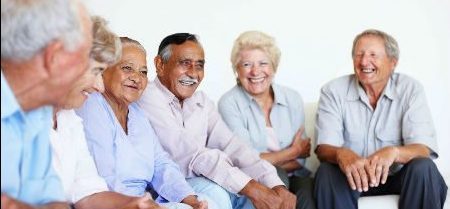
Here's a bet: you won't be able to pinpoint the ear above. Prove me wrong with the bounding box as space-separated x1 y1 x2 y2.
43 40 65 75
154 55 165 77
390 58 398 72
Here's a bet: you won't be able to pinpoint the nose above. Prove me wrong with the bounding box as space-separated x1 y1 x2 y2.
360 54 371 66
186 66 198 78
249 64 260 76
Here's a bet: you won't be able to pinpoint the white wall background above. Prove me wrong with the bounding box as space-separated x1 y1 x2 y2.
84 0 450 177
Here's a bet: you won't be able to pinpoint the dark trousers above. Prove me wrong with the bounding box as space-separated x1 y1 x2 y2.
314 158 447 209
276 167 316 209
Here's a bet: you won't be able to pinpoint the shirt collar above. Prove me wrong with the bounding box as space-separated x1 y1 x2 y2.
346 74 397 101
154 77 179 104
1 70 22 119
272 84 288 106
153 77 204 107
235 83 287 110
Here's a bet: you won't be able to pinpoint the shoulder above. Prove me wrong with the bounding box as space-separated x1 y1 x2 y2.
323 74 353 89
392 73 424 94
274 83 303 102
218 85 242 107
321 74 354 96
191 90 215 107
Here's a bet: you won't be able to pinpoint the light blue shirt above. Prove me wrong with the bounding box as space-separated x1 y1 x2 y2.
316 73 438 161
1 71 64 204
76 92 194 202
218 84 311 177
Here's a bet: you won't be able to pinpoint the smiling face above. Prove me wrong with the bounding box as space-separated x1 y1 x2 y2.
103 44 148 105
48 3 93 106
236 48 274 97
353 35 397 91
155 40 204 101
59 59 106 109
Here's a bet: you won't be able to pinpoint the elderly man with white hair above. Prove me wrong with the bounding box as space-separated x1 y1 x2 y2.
1 0 93 208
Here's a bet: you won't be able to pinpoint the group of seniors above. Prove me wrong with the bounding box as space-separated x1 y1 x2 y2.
1 0 447 209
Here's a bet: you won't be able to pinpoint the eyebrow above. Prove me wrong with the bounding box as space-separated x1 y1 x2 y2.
178 57 205 64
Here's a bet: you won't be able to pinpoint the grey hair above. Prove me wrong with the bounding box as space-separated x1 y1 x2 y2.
352 29 400 61
160 45 172 63
1 0 83 60
120 37 147 57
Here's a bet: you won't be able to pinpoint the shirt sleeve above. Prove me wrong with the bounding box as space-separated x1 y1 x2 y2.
315 85 345 148
150 125 195 202
71 120 109 203
217 95 252 146
34 125 66 204
75 94 116 191
402 83 438 158
200 100 284 193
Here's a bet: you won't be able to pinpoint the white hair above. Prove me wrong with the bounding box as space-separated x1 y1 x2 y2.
1 0 83 60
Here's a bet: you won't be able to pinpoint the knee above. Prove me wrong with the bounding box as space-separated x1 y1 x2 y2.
316 162 340 181
405 157 437 175
315 162 346 189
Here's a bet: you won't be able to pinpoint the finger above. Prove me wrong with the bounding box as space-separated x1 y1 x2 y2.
358 166 369 192
375 164 382 186
351 168 363 192
364 162 376 187
381 164 389 184
345 170 357 191
294 126 305 141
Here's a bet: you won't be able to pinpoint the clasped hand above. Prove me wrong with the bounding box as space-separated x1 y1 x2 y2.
336 146 399 192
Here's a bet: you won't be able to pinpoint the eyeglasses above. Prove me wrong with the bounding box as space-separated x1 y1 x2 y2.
238 60 271 70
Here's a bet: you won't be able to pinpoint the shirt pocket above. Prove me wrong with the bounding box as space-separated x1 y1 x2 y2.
343 129 365 156
376 129 402 148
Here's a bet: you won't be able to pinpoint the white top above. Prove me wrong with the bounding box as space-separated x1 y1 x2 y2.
50 109 108 203
266 127 281 152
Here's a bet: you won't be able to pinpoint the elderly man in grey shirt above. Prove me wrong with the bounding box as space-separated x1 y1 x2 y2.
137 33 296 209
314 29 447 209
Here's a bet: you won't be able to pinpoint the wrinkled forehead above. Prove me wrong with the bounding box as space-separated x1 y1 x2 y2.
171 41 204 61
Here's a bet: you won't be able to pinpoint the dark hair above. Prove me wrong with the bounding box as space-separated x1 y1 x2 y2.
157 33 201 63
157 33 198 55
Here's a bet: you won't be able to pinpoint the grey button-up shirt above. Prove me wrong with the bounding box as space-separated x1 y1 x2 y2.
316 73 438 160
137 78 284 194
218 84 311 177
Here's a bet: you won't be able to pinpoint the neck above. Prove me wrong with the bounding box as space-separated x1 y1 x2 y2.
361 81 387 109
102 91 129 133
1 56 49 111
253 87 274 110
252 87 274 127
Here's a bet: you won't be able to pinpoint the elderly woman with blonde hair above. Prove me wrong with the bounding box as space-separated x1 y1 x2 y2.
218 31 315 209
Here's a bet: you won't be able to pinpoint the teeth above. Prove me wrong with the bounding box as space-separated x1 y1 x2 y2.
362 68 375 73
82 91 89 96
249 77 264 83
179 79 198 86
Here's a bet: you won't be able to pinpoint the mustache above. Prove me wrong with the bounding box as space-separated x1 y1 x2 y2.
178 76 199 84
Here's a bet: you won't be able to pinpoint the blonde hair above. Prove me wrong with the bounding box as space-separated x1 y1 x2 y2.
230 31 281 76
90 16 121 65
